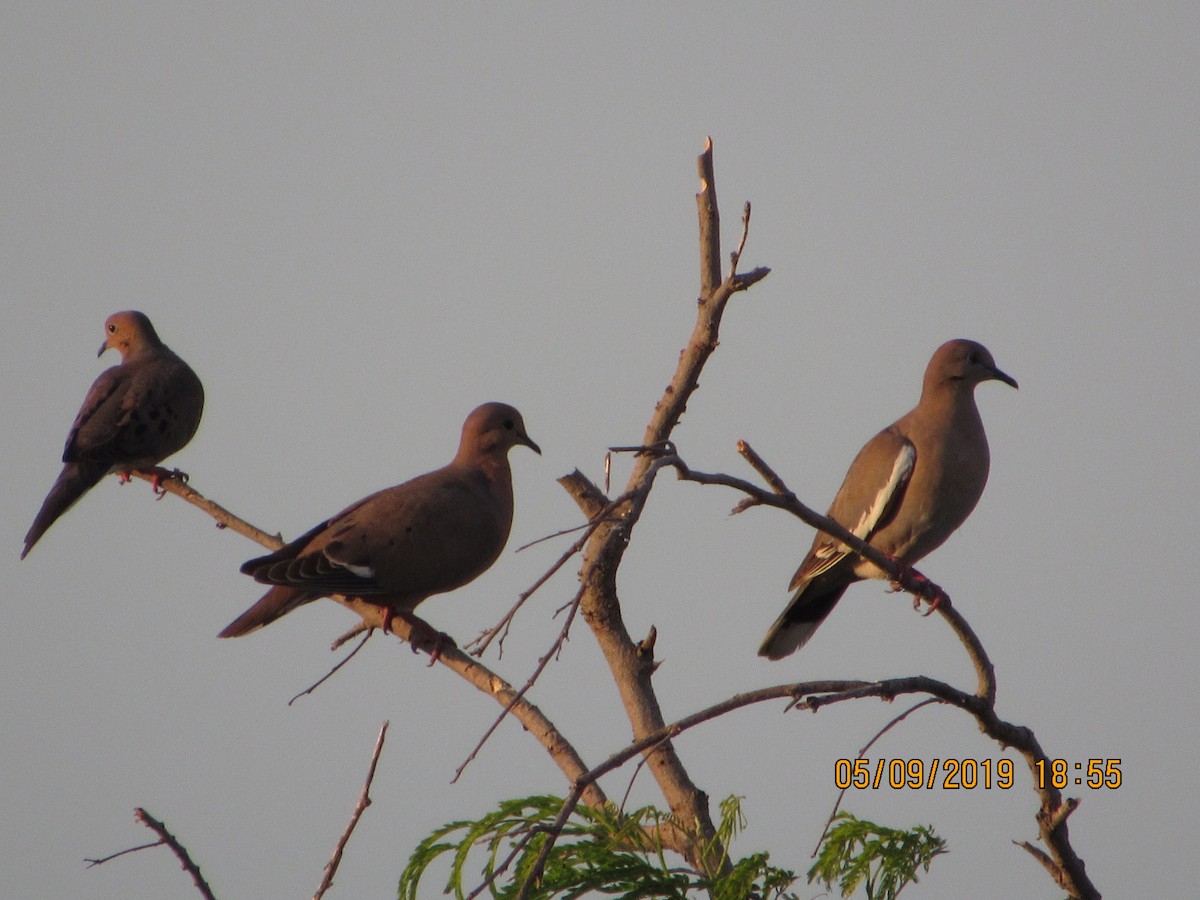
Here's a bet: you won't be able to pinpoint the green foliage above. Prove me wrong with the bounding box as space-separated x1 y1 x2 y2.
399 794 799 900
807 812 947 900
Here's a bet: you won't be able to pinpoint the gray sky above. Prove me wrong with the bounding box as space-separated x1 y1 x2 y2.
3 4 1196 898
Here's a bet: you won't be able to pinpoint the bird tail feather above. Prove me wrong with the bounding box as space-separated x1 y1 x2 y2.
218 586 316 638
21 462 108 559
757 583 849 660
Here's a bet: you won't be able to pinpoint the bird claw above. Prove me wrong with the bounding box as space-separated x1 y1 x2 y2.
383 609 454 665
419 628 456 665
118 466 188 497
919 590 944 616
887 560 944 616
147 466 189 497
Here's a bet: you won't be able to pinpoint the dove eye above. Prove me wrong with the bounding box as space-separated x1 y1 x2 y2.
107 323 117 333
503 419 514 430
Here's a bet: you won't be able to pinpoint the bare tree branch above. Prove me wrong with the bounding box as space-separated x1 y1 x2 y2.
131 470 284 550
128 142 1095 900
85 808 217 900
324 601 610 812
313 721 389 900
518 649 1100 898
133 468 609 812
548 141 774 887
454 585 584 784
289 631 374 705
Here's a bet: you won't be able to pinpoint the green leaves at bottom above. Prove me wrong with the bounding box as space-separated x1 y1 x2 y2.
399 794 799 900
808 812 946 900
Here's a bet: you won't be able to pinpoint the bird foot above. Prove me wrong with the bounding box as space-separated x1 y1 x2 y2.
145 466 189 498
383 610 455 665
915 586 946 616
886 562 946 616
118 466 189 497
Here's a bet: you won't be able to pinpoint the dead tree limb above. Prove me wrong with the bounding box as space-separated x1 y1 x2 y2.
313 721 389 900
558 137 769 884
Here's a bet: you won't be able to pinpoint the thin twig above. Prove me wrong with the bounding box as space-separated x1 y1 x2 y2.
1016 840 1070 890
619 740 667 816
515 788 590 900
131 470 283 551
515 518 603 552
811 698 943 857
736 439 789 494
85 841 163 867
454 586 585 783
313 721 390 900
728 201 752 279
468 524 592 658
469 486 643 659
289 631 373 705
96 808 217 900
466 826 545 900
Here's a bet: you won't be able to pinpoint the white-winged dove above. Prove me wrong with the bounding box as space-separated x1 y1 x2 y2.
22 311 205 559
219 402 540 639
759 339 1017 659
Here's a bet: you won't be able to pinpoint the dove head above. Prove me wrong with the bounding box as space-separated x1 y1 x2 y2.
925 339 1018 395
99 311 163 361
456 402 541 464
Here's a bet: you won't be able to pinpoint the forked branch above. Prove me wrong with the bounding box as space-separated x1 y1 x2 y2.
86 807 217 900
557 138 770 886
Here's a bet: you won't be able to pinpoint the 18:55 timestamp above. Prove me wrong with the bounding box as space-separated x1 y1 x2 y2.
1035 758 1122 789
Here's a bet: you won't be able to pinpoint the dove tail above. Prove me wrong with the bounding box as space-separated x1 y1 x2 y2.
218 586 317 638
21 463 108 559
757 583 850 660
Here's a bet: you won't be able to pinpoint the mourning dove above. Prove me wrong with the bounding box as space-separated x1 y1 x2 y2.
21 311 205 559
219 402 540 639
758 339 1017 659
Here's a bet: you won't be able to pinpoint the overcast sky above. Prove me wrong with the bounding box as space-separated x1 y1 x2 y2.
3 4 1196 898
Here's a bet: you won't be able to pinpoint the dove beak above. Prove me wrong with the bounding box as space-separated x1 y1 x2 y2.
990 365 1018 389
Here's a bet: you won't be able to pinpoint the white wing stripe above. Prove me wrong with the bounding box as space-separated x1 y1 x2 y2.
850 443 915 539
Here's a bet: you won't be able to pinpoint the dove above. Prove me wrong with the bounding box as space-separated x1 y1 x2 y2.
759 339 1016 659
22 311 204 559
219 402 540 640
